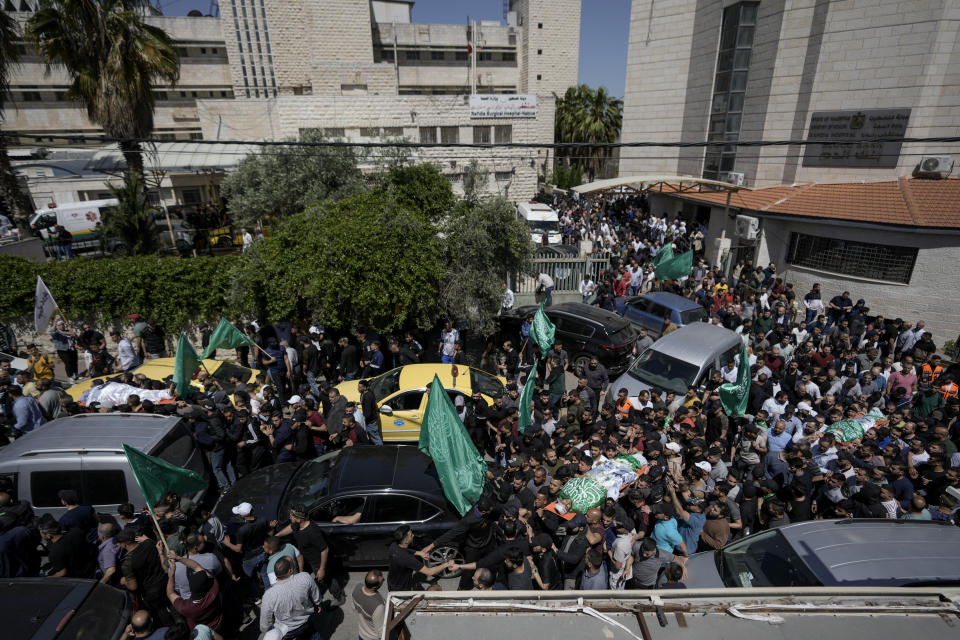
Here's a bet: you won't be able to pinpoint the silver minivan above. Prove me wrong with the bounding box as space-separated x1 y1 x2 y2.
610 323 743 397
0 413 210 519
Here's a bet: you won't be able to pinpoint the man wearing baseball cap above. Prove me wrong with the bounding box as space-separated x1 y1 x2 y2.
223 502 269 581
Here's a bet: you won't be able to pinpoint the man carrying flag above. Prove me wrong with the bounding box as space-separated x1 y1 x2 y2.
517 359 539 435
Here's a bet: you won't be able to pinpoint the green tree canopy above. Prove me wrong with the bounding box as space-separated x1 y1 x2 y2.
0 11 34 234
554 84 623 182
220 129 365 229
381 163 456 223
27 0 180 177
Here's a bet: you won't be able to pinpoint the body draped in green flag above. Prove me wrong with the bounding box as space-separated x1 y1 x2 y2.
200 317 256 359
418 375 486 515
173 333 201 398
529 302 555 355
719 343 750 416
518 358 538 435
122 443 207 511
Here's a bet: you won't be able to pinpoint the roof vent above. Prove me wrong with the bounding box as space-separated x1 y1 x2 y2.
913 155 954 179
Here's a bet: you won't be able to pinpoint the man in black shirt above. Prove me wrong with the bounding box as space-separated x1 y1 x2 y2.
387 525 451 592
223 502 269 579
141 319 168 359
116 528 174 624
41 519 93 578
420 496 499 589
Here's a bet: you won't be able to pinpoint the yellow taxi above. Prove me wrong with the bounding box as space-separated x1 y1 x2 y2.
335 363 506 441
66 358 261 402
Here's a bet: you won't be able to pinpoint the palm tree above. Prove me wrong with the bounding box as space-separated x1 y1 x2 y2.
103 170 159 255
553 84 623 182
26 0 179 178
0 11 35 235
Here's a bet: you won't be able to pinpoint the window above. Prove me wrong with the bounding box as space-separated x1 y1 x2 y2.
472 126 491 144
536 74 542 80
537 49 542 55
189 132 203 140
479 52 492 61
419 126 437 144
360 127 380 137
494 171 513 181
440 126 459 144
538 22 543 28
388 391 425 412
494 125 512 144
22 91 42 102
313 496 366 523
381 49 394 61
30 470 128 507
405 50 420 60
455 51 467 61
503 52 516 61
371 495 425 523
212 48 218 54
383 127 403 137
323 127 345 138
431 51 445 60
201 47 207 54
786 232 918 284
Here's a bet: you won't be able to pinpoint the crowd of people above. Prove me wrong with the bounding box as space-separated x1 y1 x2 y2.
1 192 960 639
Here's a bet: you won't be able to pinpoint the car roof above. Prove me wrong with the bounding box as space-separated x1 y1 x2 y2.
519 302 634 331
647 323 741 359
1 578 96 639
779 519 960 585
634 291 703 312
0 412 182 460
396 364 488 393
331 445 445 499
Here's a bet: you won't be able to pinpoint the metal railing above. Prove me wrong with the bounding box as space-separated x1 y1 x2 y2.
514 257 609 294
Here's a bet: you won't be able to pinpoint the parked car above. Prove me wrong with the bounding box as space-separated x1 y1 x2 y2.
500 302 638 376
683 519 960 589
335 364 505 442
2 578 131 640
213 445 463 569
619 291 708 338
0 413 210 520
610 323 742 396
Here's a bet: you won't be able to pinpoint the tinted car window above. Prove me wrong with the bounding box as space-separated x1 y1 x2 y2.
628 299 651 313
626 349 700 394
280 453 338 515
389 391 424 412
561 318 595 338
371 495 425 523
84 470 129 506
212 362 253 392
469 368 504 398
59 582 129 640
32 470 82 507
314 496 366 523
369 369 402 402
718 530 821 588
152 423 195 467
680 307 709 325
31 470 128 507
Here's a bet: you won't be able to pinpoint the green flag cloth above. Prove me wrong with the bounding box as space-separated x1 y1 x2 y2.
173 333 201 398
518 358 538 435
122 443 207 511
654 248 694 281
200 317 256 359
651 243 674 270
558 476 607 513
530 302 555 355
825 419 865 443
418 375 486 516
719 343 750 416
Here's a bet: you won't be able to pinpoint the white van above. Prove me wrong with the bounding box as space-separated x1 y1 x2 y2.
29 199 118 254
516 201 561 245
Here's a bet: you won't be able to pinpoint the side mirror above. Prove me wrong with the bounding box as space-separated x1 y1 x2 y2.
379 405 393 415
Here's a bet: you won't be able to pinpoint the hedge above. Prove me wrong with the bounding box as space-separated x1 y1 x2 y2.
0 254 242 332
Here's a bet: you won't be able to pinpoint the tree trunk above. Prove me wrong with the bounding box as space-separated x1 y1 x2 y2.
118 137 145 180
0 134 36 237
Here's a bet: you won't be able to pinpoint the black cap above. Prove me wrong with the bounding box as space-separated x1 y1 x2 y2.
116 528 137 544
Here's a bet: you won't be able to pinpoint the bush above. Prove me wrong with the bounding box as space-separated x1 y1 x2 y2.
0 254 241 332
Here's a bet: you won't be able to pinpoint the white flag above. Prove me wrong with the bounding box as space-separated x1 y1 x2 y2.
34 276 58 334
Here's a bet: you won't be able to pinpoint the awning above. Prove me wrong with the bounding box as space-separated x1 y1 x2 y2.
572 175 749 195
87 142 260 174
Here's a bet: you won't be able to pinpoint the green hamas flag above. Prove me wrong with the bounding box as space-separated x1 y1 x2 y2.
518 358 538 435
651 243 674 270
530 302 555 355
122 443 207 510
418 375 486 516
719 343 750 416
172 333 201 398
654 248 693 281
200 317 256 359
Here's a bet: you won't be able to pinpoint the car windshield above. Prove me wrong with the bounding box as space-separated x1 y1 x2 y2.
680 307 709 325
369 368 402 402
717 530 822 588
58 582 129 640
528 220 557 232
469 368 504 398
625 349 700 394
279 451 340 515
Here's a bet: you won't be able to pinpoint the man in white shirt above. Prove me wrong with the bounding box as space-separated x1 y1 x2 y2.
579 277 596 303
110 330 139 371
761 391 789 422
241 228 254 253
607 521 635 590
720 359 739 384
501 283 515 313
536 273 555 306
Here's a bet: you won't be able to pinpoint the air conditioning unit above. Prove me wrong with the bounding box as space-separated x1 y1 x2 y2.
723 171 745 186
735 215 759 240
913 155 954 178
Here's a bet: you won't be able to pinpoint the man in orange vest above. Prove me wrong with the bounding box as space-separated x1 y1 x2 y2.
920 355 944 385
938 378 958 403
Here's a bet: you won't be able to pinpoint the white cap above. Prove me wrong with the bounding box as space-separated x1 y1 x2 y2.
665 442 682 453
695 461 712 473
232 502 253 517
287 395 302 405
797 401 817 416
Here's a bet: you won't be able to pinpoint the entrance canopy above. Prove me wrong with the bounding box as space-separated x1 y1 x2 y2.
572 175 749 195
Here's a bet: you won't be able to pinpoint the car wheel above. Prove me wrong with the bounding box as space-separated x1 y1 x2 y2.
428 545 464 579
573 354 591 377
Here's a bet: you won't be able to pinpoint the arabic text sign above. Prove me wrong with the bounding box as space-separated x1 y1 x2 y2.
803 108 911 168
469 94 538 119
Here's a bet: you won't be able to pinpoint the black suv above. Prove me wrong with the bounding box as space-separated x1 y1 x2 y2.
501 302 638 376
214 445 463 569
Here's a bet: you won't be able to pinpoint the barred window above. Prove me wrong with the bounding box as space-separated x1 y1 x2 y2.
494 125 512 143
382 127 403 137
440 126 459 144
359 127 380 137
472 126 491 144
786 232 918 284
419 127 437 144
323 127 345 138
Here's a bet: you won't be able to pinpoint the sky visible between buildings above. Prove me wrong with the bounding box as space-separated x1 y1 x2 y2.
164 0 631 97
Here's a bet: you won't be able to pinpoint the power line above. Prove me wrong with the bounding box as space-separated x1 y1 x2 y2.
3 130 960 149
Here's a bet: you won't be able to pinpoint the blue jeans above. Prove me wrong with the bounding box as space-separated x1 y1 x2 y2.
207 448 237 489
306 370 320 398
441 354 455 364
544 287 554 306
804 308 818 324
242 551 266 578
366 421 383 445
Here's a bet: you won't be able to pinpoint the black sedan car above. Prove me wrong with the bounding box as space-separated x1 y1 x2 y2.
2 579 131 640
214 445 464 568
